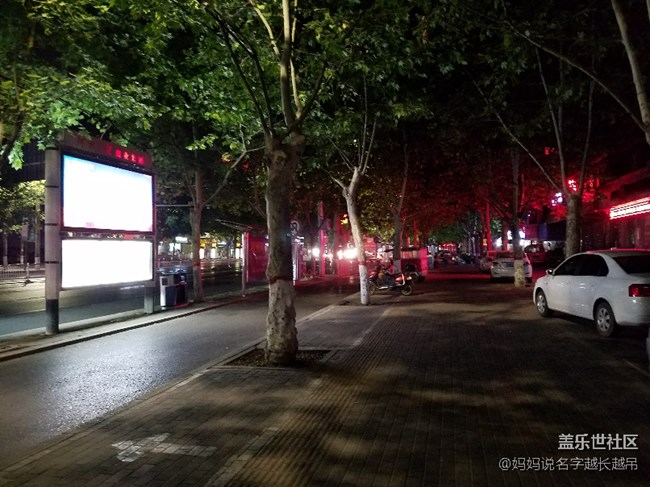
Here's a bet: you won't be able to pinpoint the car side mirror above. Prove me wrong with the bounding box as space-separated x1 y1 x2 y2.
546 268 554 276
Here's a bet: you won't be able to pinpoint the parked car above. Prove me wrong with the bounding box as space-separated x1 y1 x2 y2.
435 251 457 266
533 249 650 337
489 251 532 282
458 252 477 265
523 243 547 265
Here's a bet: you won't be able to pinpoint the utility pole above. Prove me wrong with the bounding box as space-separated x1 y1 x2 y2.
44 148 61 334
318 201 325 277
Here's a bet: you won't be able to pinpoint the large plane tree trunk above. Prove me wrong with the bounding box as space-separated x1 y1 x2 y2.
190 171 205 303
565 193 582 257
345 178 369 305
264 133 304 365
2 230 8 269
611 0 650 146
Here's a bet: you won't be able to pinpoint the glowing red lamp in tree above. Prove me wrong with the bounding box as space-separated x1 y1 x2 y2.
567 178 578 193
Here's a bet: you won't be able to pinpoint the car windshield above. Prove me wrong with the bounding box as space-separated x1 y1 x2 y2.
613 255 650 274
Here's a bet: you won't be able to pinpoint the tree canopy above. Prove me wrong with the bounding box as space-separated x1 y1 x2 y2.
1 0 649 347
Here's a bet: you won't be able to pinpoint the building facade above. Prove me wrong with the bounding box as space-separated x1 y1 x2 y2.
583 167 650 250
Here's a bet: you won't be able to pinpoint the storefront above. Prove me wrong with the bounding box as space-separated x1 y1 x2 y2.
583 167 650 250
608 196 650 248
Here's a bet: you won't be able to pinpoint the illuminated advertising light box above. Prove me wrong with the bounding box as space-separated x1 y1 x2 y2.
62 154 154 233
62 239 153 288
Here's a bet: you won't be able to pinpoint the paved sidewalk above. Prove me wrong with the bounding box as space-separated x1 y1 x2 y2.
1 278 649 486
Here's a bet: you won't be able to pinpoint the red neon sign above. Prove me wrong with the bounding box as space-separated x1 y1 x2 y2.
59 132 152 169
609 197 650 220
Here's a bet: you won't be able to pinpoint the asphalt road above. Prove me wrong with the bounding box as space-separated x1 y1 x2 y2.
0 279 359 462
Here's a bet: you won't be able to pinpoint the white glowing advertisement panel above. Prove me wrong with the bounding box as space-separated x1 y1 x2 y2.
62 154 154 233
62 239 153 288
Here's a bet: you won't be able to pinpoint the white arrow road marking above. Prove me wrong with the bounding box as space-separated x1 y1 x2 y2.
112 433 217 462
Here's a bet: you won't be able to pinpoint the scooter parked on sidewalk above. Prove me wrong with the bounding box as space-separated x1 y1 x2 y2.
403 263 425 283
368 265 414 296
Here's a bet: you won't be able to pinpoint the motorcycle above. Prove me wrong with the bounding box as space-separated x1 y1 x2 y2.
403 263 425 283
368 266 414 296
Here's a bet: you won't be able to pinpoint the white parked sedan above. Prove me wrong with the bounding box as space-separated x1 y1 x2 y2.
533 249 650 337
489 251 533 282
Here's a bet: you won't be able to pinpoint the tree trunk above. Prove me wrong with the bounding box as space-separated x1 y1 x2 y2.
565 193 582 258
191 171 205 303
500 221 509 250
485 202 492 252
512 221 525 288
611 0 650 146
510 151 525 287
412 221 419 248
332 211 341 275
34 210 41 269
2 231 8 269
346 190 369 305
392 139 409 272
392 209 403 272
264 133 302 365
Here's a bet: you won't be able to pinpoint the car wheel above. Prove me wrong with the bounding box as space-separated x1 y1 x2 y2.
368 281 377 295
594 301 618 338
401 283 414 296
535 290 553 317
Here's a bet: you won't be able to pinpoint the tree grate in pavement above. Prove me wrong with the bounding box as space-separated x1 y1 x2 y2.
221 348 331 368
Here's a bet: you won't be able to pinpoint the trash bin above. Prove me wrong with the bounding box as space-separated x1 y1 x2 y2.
160 275 177 309
173 272 188 307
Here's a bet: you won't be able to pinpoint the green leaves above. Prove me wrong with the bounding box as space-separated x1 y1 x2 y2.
0 181 44 232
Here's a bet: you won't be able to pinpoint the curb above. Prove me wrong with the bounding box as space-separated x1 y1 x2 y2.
0 290 268 363
0 284 358 363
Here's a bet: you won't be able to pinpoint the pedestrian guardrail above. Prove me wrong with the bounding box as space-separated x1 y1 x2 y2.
0 265 44 280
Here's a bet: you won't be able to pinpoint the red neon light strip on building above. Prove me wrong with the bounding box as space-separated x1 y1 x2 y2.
59 132 152 169
609 196 650 220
